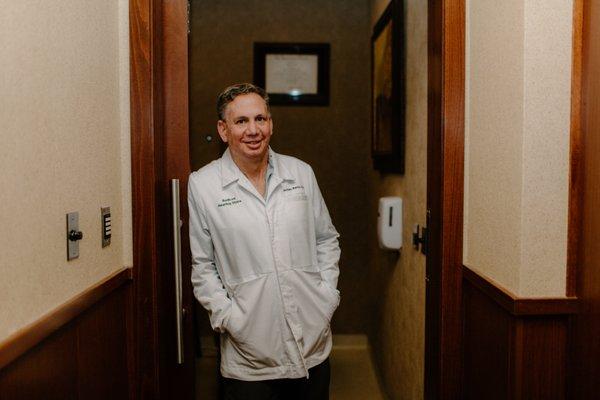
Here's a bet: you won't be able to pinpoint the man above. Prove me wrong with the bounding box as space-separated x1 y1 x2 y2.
188 83 341 400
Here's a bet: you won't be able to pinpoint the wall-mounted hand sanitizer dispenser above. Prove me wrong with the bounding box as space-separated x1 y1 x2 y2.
378 197 402 250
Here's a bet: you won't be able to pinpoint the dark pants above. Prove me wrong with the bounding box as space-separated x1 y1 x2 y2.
222 359 330 400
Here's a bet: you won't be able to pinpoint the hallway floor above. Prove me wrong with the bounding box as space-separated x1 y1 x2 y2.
329 335 385 400
195 334 386 399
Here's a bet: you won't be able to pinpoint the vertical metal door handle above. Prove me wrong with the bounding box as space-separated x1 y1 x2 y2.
171 179 184 364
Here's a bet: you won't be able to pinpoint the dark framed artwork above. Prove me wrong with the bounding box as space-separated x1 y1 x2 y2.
371 0 405 173
254 43 330 106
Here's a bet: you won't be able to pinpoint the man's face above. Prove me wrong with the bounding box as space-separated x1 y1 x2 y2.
217 93 273 163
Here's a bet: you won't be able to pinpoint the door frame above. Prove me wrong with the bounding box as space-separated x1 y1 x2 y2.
129 0 467 398
129 0 162 396
129 0 194 398
568 0 600 396
425 0 465 398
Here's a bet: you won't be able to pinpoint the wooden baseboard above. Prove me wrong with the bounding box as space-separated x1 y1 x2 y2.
0 267 133 370
463 266 579 315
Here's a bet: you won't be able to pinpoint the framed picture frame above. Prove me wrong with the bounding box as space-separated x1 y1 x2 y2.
371 0 405 173
254 42 330 106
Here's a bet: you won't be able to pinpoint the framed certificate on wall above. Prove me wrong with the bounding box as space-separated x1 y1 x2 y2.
254 43 330 106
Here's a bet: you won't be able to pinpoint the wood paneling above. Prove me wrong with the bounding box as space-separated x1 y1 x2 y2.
463 281 510 400
568 1 600 398
518 318 568 399
0 271 132 400
76 285 130 399
463 266 575 400
0 267 132 370
0 327 79 400
426 0 465 398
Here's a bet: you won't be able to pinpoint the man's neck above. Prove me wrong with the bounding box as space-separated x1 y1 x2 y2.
230 149 269 182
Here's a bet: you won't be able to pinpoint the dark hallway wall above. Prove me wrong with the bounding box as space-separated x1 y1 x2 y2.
365 1 428 398
189 0 373 333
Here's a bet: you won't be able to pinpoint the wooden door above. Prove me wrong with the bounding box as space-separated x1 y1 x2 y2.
425 0 465 399
130 0 195 398
162 0 195 397
569 1 600 398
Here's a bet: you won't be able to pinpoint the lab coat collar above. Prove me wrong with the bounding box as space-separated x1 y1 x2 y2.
220 147 294 188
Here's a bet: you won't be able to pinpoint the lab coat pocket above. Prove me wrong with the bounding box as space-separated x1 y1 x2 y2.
287 269 337 359
321 281 341 320
225 298 247 343
223 274 283 370
285 196 313 268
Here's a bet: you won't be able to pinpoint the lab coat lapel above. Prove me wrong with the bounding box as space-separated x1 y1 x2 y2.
220 148 266 205
220 147 295 204
266 149 295 203
237 174 265 205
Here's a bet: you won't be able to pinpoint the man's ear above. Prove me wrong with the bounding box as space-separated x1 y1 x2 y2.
217 120 228 143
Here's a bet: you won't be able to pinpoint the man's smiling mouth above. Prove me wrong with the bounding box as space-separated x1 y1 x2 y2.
244 139 262 146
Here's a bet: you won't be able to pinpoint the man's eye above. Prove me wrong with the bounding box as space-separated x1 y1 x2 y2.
235 120 246 124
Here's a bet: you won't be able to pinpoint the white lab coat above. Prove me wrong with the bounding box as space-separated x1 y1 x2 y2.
188 147 341 381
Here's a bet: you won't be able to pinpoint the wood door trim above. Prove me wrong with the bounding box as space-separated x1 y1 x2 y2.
426 0 465 398
130 0 194 398
130 0 164 397
161 1 194 397
0 267 132 370
463 266 579 316
568 2 600 397
567 0 584 297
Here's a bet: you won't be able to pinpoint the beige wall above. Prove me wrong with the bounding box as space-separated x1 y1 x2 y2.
464 0 572 297
0 0 132 342
368 0 427 398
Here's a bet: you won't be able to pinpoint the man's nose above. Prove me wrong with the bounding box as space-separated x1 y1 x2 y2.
246 120 259 135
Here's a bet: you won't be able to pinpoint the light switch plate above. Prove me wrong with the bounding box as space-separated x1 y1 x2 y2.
101 207 111 247
67 212 79 260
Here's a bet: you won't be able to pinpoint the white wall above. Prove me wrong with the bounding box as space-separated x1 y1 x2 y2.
0 0 132 341
464 0 572 297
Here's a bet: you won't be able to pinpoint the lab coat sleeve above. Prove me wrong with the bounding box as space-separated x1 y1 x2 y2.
309 167 341 290
188 179 232 333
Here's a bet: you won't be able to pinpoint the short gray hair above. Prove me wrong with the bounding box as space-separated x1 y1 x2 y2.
216 83 270 120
